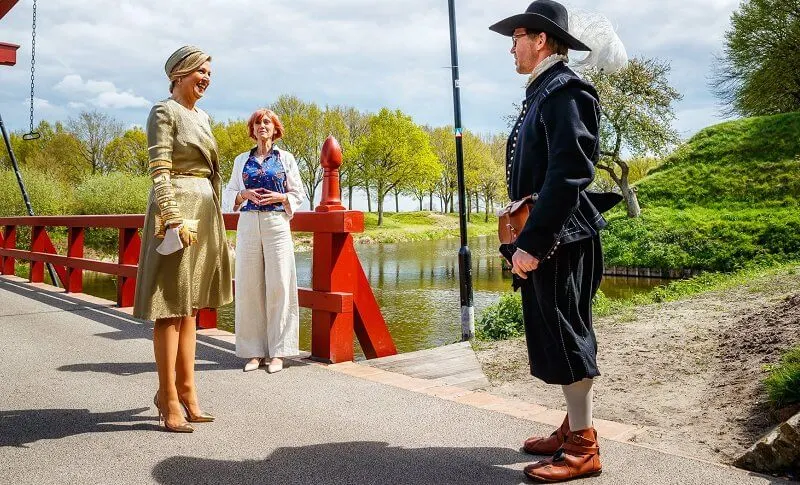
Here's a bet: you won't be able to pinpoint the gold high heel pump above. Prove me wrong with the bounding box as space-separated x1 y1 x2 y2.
153 392 194 433
178 397 215 423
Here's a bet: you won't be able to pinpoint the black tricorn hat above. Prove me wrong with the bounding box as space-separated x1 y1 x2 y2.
489 0 591 52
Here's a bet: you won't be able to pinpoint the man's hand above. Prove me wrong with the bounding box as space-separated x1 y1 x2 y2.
511 248 539 279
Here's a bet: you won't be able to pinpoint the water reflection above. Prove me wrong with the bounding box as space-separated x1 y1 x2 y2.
75 236 665 354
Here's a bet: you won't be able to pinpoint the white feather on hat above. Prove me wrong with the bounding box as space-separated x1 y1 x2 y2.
568 9 628 73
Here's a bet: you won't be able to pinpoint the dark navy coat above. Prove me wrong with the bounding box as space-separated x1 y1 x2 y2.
506 61 616 262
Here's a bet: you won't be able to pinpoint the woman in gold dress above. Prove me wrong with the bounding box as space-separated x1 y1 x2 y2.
133 45 233 433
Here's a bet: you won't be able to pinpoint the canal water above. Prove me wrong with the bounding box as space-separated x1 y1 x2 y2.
75 236 664 354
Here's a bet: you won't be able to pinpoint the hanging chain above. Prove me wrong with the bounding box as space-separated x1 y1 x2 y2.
23 0 40 140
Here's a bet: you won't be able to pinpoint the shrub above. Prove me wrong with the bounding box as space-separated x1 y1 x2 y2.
764 345 800 407
602 207 800 271
73 172 150 215
0 169 73 216
476 292 524 341
73 173 150 253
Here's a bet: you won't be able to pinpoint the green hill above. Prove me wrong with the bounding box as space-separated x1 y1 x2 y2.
636 112 800 208
602 112 800 271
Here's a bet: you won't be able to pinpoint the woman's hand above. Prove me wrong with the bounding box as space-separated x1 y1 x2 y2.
239 188 286 206
256 190 287 205
239 189 263 205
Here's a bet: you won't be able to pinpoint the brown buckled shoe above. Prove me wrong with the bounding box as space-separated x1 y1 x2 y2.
523 414 569 455
523 427 602 483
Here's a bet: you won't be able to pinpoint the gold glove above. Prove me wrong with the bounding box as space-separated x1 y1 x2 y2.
178 220 198 247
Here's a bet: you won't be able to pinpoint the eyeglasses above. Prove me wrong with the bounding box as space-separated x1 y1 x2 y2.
512 32 540 48
511 33 528 48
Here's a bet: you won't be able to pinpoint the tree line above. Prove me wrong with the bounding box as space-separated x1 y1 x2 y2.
3 54 690 224
0 96 509 226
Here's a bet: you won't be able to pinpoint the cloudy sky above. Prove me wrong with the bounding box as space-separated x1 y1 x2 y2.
0 0 738 140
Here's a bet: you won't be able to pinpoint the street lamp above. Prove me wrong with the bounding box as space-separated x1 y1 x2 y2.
447 0 474 340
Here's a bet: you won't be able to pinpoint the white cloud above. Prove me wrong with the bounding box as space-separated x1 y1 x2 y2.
22 97 54 110
54 74 150 109
92 91 150 109
0 0 742 136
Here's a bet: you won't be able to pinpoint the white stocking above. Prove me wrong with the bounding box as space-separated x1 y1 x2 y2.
562 378 594 431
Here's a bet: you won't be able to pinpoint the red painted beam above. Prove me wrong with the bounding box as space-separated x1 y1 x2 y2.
298 288 353 313
0 248 138 278
0 0 20 22
0 215 146 228
0 211 365 233
0 42 19 67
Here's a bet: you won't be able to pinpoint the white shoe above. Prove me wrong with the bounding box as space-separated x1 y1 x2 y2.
267 359 283 374
243 358 263 372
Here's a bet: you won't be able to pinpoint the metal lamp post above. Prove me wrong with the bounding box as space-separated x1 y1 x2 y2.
447 0 474 340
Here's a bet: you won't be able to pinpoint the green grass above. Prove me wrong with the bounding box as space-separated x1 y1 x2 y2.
602 112 800 271
358 211 497 244
636 112 800 208
602 206 800 271
765 345 800 407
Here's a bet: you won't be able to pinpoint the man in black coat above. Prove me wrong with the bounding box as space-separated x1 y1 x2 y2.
490 1 622 482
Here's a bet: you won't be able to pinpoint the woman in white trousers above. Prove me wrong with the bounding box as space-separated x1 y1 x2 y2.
222 108 305 373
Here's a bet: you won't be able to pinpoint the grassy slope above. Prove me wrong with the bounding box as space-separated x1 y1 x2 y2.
637 112 800 207
603 112 800 271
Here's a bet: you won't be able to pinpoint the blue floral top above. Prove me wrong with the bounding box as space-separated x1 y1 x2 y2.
241 148 287 212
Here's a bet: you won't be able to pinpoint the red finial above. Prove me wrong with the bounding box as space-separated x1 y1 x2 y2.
316 136 346 212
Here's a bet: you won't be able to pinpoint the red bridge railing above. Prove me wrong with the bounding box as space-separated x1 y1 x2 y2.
0 137 397 363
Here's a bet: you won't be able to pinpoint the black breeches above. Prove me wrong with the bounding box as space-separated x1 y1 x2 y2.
521 236 603 385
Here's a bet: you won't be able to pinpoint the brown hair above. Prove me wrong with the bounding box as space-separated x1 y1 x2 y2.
247 109 284 141
527 30 569 56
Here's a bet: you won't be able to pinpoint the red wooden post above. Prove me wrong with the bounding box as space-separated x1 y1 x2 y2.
196 308 217 329
311 138 354 362
118 228 140 307
30 226 46 283
307 136 397 362
65 227 84 293
2 225 16 275
316 136 347 212
311 232 357 362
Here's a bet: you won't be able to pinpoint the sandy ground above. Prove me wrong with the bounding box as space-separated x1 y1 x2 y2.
474 268 800 465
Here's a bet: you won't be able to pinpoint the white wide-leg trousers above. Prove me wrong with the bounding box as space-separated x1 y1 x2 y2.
234 211 299 358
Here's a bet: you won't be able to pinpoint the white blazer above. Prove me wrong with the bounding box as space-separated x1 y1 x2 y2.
222 147 306 218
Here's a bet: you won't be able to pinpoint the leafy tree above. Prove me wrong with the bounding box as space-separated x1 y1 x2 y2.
270 95 348 207
406 165 441 211
0 120 55 169
712 0 800 116
105 127 148 176
67 110 124 174
333 105 370 210
0 121 87 183
353 109 438 225
583 57 682 217
428 126 457 214
211 119 251 179
475 133 506 222
461 131 487 221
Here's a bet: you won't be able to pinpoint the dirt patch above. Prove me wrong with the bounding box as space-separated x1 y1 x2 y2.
474 269 800 465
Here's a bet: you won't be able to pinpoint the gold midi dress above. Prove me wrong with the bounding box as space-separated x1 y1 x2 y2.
133 98 233 320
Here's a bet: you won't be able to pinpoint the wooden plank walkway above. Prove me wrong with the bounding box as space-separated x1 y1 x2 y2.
360 341 490 390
